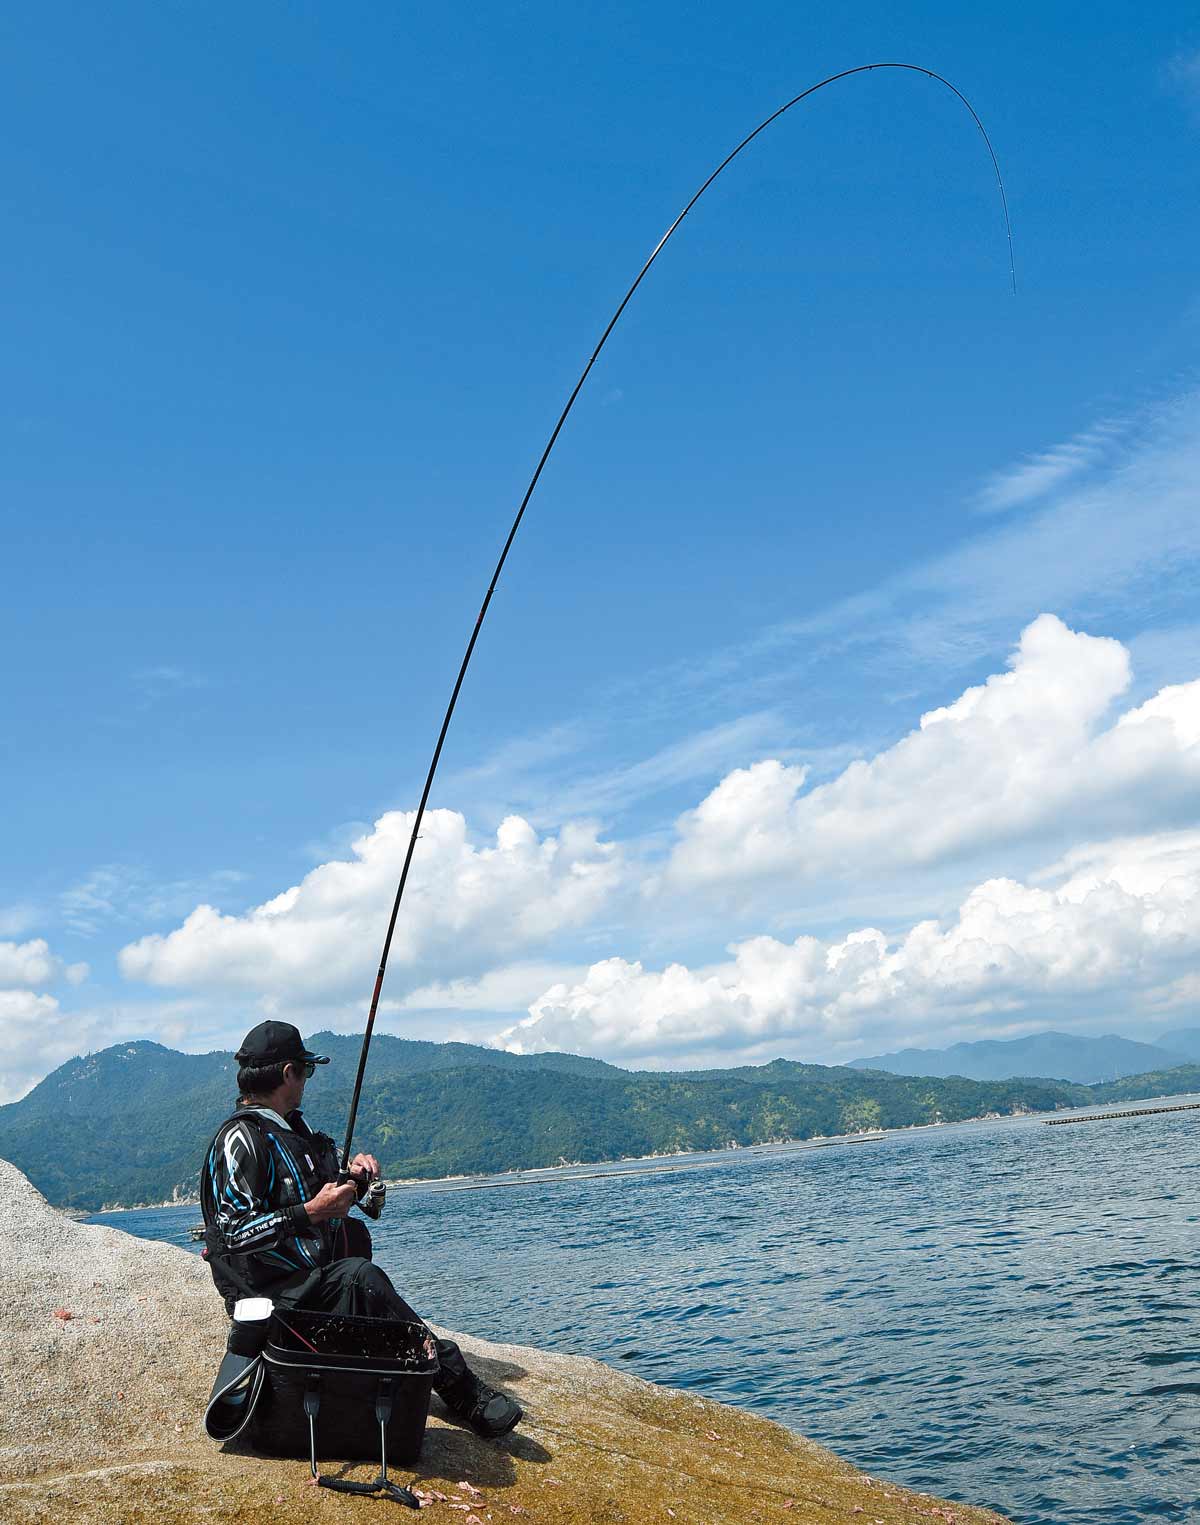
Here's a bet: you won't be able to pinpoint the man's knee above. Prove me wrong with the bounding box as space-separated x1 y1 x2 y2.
337 1254 375 1279
341 1256 394 1293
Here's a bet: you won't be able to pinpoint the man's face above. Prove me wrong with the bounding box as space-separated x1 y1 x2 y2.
283 1060 314 1108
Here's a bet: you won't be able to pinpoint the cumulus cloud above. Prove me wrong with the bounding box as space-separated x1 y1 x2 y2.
0 939 93 1103
667 615 1200 896
497 830 1200 1065
0 939 58 987
394 962 589 1014
0 990 72 1103
120 809 621 1001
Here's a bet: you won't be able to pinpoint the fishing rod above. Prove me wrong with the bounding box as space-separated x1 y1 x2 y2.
338 61 1016 1174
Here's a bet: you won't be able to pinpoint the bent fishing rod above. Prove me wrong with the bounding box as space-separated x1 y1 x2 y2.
338 61 1016 1174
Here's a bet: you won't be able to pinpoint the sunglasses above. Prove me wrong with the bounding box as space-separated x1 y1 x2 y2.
288 1060 318 1080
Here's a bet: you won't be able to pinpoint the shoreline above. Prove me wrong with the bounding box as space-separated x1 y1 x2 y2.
86 1130 889 1214
83 1088 1200 1214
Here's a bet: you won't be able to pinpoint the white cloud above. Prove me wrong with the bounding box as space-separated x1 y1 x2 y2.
394 961 589 1014
61 863 248 936
0 939 58 987
677 390 1200 711
111 613 1200 1062
0 905 39 938
0 990 74 1103
119 809 621 1001
0 940 94 1103
497 831 1200 1065
973 420 1120 514
667 615 1200 897
530 712 790 824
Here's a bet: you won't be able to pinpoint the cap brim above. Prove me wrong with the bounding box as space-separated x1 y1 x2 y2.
302 1052 330 1065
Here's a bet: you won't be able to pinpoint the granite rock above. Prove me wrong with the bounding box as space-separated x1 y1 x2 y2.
0 1159 1010 1524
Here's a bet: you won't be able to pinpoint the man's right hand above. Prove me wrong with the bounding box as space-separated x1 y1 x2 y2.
303 1180 358 1223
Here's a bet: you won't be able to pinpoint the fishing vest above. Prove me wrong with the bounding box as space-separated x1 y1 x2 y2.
203 1106 342 1306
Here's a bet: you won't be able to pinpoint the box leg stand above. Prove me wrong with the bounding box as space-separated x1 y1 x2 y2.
305 1375 421 1507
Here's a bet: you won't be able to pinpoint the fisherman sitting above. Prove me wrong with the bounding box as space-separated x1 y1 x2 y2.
200 1020 522 1439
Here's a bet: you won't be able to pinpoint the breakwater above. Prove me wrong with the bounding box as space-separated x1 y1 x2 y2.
1044 1101 1200 1125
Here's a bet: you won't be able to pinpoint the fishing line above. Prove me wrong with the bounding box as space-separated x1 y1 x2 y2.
339 61 1016 1170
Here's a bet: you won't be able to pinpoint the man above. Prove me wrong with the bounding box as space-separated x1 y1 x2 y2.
200 1020 522 1439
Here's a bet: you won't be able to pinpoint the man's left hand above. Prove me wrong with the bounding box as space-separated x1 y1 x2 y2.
348 1152 380 1183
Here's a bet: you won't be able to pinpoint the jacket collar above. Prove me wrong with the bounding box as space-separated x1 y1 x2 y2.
237 1104 293 1131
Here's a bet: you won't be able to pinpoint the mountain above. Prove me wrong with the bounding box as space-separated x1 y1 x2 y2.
1157 1028 1200 1062
0 1034 1103 1210
849 1031 1185 1084
0 1033 621 1210
7 1035 1200 1212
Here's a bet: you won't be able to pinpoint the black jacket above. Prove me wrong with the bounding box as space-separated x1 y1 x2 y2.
200 1105 350 1308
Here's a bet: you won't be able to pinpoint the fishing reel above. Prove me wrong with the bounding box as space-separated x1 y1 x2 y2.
337 1164 386 1219
359 1178 386 1220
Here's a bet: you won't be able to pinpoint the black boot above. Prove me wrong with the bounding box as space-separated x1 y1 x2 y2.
434 1340 522 1439
441 1378 523 1439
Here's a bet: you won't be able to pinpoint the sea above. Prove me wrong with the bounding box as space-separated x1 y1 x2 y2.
90 1097 1200 1525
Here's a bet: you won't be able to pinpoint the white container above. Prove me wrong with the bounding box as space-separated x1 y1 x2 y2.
232 1296 274 1323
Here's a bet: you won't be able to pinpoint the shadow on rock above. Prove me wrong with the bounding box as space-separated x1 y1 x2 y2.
415 1422 553 1486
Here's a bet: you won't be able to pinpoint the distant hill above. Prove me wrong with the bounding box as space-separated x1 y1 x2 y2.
8 1034 1200 1211
1086 1063 1200 1103
849 1031 1185 1084
1157 1028 1200 1062
0 1035 1108 1211
0 1032 621 1210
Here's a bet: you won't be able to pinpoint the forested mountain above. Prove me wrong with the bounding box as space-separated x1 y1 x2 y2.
849 1030 1186 1084
4 1035 1198 1211
1084 1063 1200 1102
0 1033 618 1208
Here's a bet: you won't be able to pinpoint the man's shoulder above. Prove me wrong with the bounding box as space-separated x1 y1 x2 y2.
208 1108 271 1152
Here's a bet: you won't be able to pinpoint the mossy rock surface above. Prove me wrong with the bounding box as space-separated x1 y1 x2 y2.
0 1159 1009 1524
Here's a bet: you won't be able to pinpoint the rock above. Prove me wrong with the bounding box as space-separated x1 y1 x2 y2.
0 1159 1010 1523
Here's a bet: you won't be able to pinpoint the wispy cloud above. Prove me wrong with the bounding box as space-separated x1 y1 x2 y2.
972 418 1123 515
61 863 247 936
749 390 1200 691
0 904 40 938
130 666 211 708
361 391 1200 882
533 712 791 823
1166 47 1200 101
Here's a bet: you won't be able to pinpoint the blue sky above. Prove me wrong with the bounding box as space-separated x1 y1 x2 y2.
3 3 1200 1097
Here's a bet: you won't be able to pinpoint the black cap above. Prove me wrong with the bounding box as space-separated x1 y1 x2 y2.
235 1021 330 1068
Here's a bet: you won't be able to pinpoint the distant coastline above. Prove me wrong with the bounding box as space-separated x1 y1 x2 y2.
14 1030 1200 1217
85 1090 1200 1214
87 1131 889 1214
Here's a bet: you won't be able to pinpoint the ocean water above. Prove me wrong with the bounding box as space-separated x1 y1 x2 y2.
91 1100 1200 1524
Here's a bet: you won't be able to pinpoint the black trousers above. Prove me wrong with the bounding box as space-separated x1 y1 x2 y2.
280 1255 474 1397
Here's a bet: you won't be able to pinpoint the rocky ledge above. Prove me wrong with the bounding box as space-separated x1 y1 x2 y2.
0 1159 1009 1524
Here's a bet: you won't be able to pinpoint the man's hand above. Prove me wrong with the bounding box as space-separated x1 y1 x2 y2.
303 1181 358 1223
348 1153 380 1184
